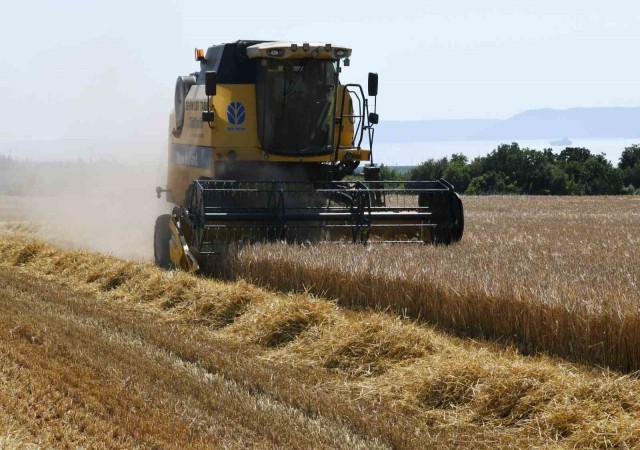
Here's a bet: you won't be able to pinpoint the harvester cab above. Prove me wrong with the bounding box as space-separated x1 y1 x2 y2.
155 40 464 272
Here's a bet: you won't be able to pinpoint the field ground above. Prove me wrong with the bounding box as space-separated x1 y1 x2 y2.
1 195 640 448
0 267 386 449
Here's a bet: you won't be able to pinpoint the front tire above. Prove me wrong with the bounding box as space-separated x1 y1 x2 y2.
154 214 173 269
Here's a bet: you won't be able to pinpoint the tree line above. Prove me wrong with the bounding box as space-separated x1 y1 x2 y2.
381 143 640 195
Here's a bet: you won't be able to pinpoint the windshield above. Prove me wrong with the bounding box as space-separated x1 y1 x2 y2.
256 59 337 156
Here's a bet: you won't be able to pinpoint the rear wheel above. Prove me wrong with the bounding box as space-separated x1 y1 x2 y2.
154 214 173 269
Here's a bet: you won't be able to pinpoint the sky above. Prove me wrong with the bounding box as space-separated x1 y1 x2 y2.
1 0 639 147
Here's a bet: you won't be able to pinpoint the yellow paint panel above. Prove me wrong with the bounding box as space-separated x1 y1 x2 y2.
170 84 260 149
335 86 355 148
210 84 260 148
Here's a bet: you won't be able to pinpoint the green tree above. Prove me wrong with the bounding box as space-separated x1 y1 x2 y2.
619 144 640 169
619 144 640 188
405 142 628 196
443 153 471 192
480 143 526 187
558 147 592 163
408 157 449 182
379 164 407 182
519 148 557 194
559 150 622 195
476 143 559 194
466 171 512 195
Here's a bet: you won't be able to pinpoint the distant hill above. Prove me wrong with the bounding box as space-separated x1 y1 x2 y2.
376 107 640 143
471 107 640 140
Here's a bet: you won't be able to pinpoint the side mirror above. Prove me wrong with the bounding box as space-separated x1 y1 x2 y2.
368 72 378 97
205 71 217 97
368 113 379 125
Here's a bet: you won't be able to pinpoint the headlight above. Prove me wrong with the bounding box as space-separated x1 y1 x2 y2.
268 49 285 57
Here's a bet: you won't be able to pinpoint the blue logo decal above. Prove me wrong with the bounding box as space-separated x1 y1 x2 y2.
227 102 246 125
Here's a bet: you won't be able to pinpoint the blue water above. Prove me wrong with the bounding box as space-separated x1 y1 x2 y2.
372 138 640 167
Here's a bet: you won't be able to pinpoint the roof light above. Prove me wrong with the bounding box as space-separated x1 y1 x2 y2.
334 49 347 58
194 48 205 61
325 43 332 51
291 43 298 51
303 42 310 52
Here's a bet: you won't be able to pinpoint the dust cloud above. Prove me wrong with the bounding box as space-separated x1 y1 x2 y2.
0 156 170 261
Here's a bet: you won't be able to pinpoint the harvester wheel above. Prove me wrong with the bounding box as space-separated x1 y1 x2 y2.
154 214 174 269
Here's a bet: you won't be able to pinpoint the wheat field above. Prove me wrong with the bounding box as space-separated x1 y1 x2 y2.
231 196 640 371
1 219 640 448
1 195 640 448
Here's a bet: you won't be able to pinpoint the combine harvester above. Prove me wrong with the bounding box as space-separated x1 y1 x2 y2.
155 40 464 272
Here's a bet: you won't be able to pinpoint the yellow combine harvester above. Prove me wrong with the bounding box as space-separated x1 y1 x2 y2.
155 40 464 272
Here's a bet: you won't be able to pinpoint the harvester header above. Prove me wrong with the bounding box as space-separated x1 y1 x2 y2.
155 39 463 272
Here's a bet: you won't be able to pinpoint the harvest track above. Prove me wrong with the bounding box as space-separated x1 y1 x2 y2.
1 219 640 448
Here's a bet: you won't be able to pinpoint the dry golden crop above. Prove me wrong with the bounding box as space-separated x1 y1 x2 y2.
230 196 640 371
2 228 640 448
